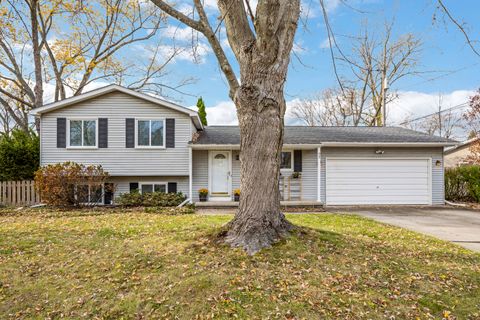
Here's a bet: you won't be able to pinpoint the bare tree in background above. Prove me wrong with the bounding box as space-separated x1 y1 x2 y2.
0 0 189 133
312 20 421 127
401 95 463 139
150 0 301 254
341 22 421 126
291 88 367 126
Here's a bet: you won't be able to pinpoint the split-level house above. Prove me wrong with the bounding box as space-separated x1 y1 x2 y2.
31 85 457 206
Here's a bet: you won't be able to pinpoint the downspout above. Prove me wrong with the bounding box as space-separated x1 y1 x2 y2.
188 145 193 204
317 146 321 203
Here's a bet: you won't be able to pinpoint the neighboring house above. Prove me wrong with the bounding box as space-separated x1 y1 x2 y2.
31 85 457 206
444 137 479 167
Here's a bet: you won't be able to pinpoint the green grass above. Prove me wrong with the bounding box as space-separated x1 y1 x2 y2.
0 209 479 319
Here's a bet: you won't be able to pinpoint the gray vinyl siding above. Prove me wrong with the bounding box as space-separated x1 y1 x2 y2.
232 151 241 199
302 149 318 200
320 147 445 205
110 176 189 201
192 150 208 202
40 91 193 176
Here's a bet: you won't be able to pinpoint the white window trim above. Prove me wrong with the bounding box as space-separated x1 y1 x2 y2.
135 118 166 149
139 182 168 194
280 150 294 171
66 118 98 149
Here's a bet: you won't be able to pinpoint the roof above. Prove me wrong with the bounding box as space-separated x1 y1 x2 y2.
30 84 203 130
191 126 457 146
444 136 479 155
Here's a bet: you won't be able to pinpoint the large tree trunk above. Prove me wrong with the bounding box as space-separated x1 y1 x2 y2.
150 0 300 254
225 60 294 254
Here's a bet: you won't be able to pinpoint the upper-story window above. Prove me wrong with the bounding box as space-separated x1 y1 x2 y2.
137 119 165 147
69 119 97 147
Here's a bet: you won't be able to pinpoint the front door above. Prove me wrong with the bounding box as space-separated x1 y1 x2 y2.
210 151 230 195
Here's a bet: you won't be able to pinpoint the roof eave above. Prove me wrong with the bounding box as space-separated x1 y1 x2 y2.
190 141 458 149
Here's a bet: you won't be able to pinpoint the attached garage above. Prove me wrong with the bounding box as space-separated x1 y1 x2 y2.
325 158 431 205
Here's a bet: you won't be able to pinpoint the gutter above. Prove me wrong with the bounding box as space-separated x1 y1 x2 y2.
190 142 457 149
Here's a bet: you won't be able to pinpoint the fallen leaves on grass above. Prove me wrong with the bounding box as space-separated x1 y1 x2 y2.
0 212 479 319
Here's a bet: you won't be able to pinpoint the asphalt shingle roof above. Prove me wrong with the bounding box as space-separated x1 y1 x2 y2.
192 126 456 145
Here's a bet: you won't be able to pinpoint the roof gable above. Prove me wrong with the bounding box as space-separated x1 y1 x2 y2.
30 84 203 129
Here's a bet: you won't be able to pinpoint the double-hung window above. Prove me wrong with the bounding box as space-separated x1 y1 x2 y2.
280 151 293 170
69 119 97 147
137 119 165 147
140 183 167 194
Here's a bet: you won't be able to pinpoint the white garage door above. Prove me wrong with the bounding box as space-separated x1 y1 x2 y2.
326 158 431 205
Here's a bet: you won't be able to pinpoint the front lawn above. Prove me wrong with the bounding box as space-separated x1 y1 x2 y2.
0 210 479 319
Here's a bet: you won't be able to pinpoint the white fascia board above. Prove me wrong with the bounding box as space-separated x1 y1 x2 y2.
320 142 458 147
190 142 456 149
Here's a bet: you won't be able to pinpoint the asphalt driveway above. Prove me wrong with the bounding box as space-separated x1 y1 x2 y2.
333 207 480 252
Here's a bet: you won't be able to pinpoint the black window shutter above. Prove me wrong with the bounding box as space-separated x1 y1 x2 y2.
125 118 135 148
104 183 114 205
294 150 302 172
57 118 66 148
99 118 108 148
129 182 139 192
166 118 175 148
168 182 177 193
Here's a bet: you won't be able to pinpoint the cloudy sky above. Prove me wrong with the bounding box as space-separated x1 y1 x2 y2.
44 0 479 139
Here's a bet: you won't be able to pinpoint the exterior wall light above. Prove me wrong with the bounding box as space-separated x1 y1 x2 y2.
436 160 442 167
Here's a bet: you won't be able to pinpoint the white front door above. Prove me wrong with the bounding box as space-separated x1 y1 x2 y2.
210 151 230 195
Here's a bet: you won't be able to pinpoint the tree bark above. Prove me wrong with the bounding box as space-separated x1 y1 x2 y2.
226 81 293 254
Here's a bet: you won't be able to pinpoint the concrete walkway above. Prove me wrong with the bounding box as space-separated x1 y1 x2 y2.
333 207 480 252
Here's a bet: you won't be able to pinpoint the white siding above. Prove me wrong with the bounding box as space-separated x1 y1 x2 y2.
320 147 445 205
192 150 208 202
301 150 318 200
40 92 193 176
232 151 241 200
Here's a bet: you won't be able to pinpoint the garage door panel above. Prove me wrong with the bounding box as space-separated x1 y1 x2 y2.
326 158 431 205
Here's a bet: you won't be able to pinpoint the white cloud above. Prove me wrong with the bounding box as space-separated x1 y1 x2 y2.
389 90 474 125
163 25 199 42
204 101 238 125
201 98 302 125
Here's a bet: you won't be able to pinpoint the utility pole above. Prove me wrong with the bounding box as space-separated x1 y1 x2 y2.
382 77 389 127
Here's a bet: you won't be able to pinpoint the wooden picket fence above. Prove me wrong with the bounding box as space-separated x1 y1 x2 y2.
0 180 40 206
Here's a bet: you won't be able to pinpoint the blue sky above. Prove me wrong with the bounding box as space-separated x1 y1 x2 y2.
142 0 478 135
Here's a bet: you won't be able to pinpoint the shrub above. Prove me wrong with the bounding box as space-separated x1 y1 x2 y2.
445 165 480 203
115 190 143 206
0 130 39 181
34 162 110 207
116 191 186 207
